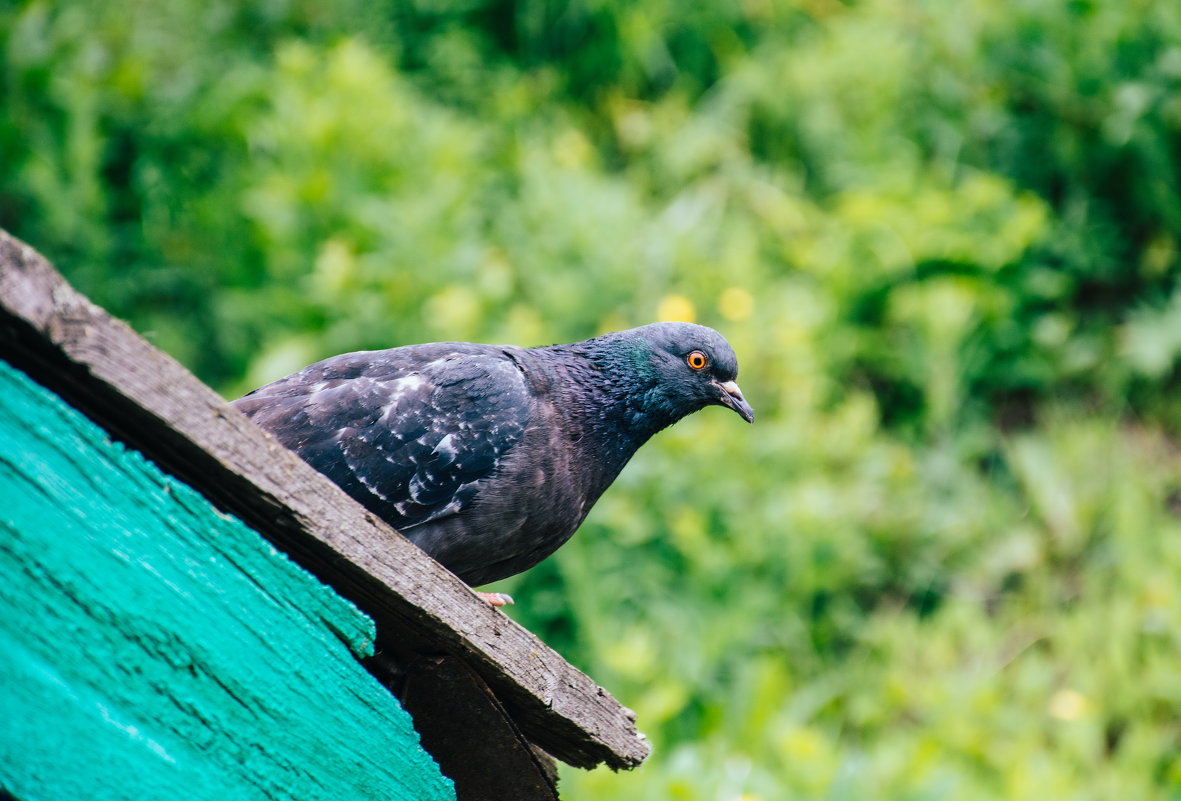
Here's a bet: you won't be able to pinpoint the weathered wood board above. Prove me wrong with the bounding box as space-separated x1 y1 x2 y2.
0 229 649 770
0 359 456 801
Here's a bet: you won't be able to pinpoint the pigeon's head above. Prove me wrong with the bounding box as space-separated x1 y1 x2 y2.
619 321 754 426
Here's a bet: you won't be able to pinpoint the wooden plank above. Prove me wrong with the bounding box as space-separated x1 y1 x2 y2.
0 229 650 771
0 359 455 801
399 655 561 801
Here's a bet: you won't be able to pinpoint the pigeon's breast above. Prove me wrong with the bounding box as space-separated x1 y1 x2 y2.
401 389 607 586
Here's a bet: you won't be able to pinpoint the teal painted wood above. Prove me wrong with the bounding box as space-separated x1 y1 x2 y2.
0 359 455 801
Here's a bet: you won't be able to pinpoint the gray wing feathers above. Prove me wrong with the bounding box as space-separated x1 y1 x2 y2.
232 347 533 529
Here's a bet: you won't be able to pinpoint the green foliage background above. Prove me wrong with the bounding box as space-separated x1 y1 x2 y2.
5 0 1181 796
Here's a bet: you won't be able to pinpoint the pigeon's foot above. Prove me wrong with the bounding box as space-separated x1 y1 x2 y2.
475 591 515 607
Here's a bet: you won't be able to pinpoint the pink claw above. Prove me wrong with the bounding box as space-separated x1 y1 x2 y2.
475 591 515 607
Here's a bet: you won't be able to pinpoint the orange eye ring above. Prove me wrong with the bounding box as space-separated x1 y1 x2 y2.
686 350 709 370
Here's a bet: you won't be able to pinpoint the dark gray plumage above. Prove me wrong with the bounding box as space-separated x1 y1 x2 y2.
233 322 752 587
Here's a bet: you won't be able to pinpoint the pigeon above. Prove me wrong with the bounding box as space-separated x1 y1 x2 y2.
233 322 752 601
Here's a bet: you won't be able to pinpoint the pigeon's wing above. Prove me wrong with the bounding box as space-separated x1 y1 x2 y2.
233 345 532 529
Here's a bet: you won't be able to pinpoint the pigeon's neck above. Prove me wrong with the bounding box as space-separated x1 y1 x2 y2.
537 340 679 474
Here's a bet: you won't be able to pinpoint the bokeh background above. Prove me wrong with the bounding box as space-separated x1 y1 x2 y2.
5 0 1181 797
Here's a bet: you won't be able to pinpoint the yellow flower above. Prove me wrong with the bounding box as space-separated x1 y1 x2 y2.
719 287 754 321
1048 689 1089 721
657 294 696 323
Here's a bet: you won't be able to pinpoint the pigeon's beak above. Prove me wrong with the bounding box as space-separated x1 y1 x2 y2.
714 379 754 424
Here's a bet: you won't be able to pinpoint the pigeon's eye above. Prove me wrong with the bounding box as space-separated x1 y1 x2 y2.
686 350 709 370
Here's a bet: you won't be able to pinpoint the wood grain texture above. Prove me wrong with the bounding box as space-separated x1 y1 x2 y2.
0 229 650 770
401 655 561 801
0 359 455 801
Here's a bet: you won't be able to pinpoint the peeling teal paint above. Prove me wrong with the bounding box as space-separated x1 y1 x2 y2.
0 359 455 801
